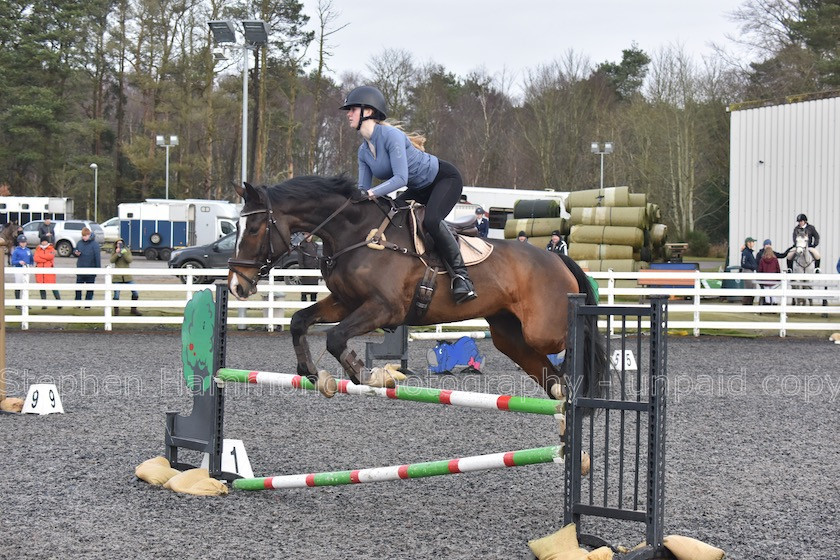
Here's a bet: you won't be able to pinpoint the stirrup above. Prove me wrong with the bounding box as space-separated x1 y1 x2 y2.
451 275 477 304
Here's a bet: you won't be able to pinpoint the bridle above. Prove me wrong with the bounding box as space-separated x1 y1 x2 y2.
228 195 355 292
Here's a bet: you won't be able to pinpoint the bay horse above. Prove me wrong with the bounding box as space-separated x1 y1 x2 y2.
1 221 20 264
228 176 607 402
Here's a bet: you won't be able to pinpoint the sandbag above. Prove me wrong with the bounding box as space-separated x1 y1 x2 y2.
135 456 179 486
504 217 566 239
568 243 633 260
565 186 630 210
650 223 668 247
164 468 229 496
628 193 646 207
570 207 648 228
513 199 561 219
569 225 644 249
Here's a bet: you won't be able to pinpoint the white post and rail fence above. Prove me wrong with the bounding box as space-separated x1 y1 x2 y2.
2 266 839 337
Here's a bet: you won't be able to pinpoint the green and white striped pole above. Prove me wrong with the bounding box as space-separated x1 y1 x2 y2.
234 445 564 490
216 368 564 416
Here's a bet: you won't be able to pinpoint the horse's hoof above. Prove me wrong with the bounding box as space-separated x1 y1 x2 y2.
581 451 591 477
550 383 565 400
316 370 338 398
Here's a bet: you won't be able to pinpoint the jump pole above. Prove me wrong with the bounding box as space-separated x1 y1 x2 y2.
234 444 564 490
217 368 564 417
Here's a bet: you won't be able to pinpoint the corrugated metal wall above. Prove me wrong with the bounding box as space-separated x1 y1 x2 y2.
729 95 840 271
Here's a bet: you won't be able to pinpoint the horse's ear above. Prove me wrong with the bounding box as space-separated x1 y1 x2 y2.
234 182 246 199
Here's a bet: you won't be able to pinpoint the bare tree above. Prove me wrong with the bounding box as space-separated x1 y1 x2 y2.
306 0 347 174
367 49 416 119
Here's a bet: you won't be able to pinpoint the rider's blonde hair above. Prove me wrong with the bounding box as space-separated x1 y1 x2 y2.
380 119 427 152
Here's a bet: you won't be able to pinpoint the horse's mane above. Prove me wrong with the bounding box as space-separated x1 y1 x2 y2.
267 175 360 203
265 174 393 213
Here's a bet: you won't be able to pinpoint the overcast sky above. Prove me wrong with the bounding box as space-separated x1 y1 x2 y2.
303 0 745 94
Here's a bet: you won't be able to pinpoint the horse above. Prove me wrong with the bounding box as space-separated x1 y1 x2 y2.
0 221 20 263
790 234 816 306
227 176 607 402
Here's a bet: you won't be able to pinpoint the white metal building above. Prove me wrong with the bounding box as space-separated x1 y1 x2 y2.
729 92 840 272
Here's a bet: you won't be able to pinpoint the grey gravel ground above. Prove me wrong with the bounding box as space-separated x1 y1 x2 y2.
1 329 838 559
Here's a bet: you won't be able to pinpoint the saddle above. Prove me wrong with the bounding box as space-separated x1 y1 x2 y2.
408 204 493 269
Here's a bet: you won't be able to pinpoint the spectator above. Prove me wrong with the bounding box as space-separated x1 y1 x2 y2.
73 227 100 303
786 213 820 272
37 217 56 246
757 240 781 305
546 230 568 256
11 234 33 306
297 234 320 303
110 238 140 315
517 231 528 243
474 207 489 238
740 236 757 305
34 236 61 308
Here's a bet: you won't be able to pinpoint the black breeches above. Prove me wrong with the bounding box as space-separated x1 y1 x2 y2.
396 160 463 231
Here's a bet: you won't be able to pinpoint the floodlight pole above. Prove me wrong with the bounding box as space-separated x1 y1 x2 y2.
241 44 248 188
590 142 614 190
89 163 98 222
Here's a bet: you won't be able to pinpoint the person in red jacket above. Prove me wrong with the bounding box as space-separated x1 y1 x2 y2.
757 240 781 305
34 236 61 308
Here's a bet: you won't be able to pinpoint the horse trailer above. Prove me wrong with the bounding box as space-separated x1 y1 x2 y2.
0 196 74 226
118 199 240 260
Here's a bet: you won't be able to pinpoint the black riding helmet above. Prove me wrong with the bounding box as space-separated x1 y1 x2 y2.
340 85 387 130
796 213 808 222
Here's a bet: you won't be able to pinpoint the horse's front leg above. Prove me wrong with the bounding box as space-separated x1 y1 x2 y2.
290 294 350 383
325 300 402 386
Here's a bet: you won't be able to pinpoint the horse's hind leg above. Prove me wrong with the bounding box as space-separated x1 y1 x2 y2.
486 312 563 400
290 295 350 381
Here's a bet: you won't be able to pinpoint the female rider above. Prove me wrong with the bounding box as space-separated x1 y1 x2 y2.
340 85 476 304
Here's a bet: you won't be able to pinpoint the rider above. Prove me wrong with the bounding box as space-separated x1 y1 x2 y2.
786 213 820 273
340 85 477 304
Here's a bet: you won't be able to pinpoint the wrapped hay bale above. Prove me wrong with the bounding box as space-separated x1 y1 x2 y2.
570 207 648 228
528 236 551 248
646 203 661 223
628 193 647 207
650 223 668 247
568 243 633 260
574 259 637 272
565 186 630 210
569 224 645 249
504 217 566 239
513 199 561 219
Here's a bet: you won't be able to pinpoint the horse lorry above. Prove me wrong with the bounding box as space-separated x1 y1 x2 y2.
118 199 240 260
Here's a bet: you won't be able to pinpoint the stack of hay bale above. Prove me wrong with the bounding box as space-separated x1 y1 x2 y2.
503 198 568 248
564 186 667 272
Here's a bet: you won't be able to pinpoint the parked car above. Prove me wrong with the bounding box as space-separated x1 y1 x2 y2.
21 220 106 257
100 216 121 243
168 232 319 284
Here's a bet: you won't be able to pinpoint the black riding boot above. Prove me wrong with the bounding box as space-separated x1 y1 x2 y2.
815 258 821 272
786 259 793 273
430 222 477 304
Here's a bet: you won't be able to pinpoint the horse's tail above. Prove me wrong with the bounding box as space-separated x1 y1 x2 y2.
558 254 608 400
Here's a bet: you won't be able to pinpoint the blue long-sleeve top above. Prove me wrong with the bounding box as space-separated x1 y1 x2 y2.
75 238 101 268
11 246 33 267
359 124 439 196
